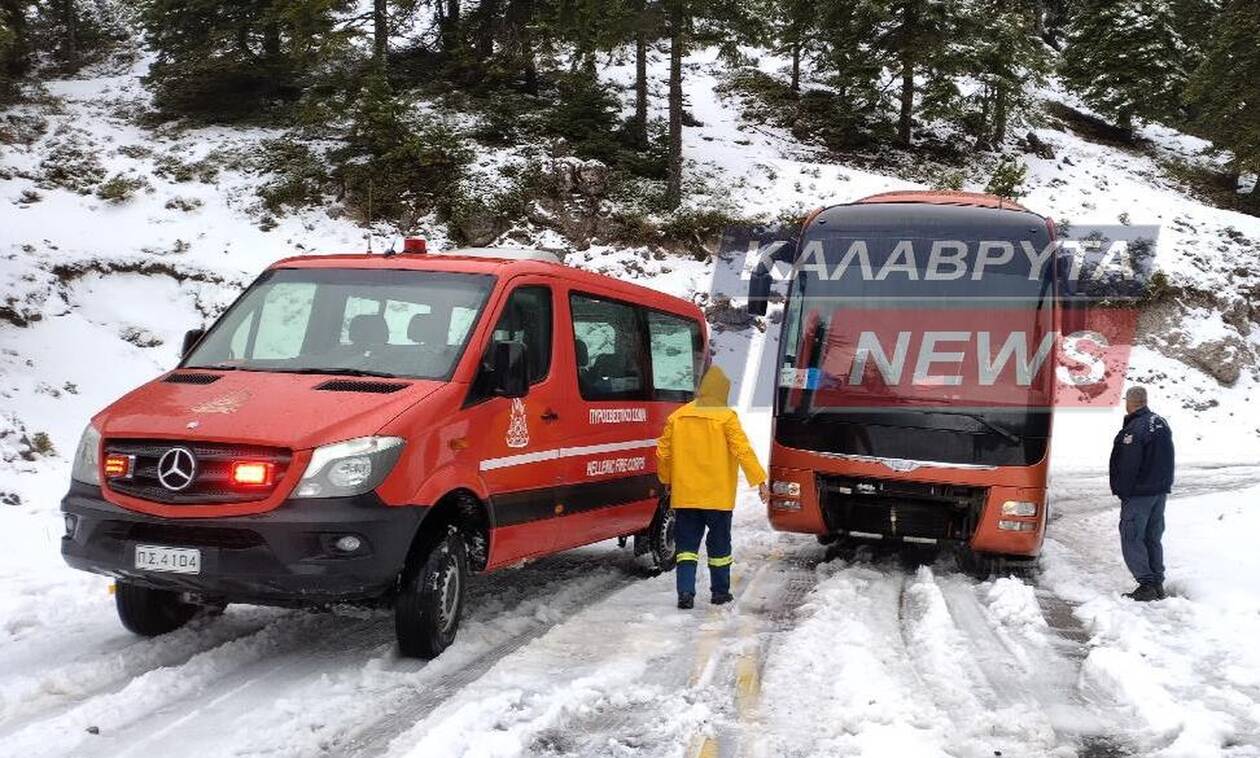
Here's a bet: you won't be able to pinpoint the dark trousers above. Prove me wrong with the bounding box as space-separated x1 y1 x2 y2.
674 508 733 598
1120 494 1166 585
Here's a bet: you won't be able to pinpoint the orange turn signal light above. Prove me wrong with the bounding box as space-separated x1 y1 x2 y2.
230 461 274 487
104 454 131 478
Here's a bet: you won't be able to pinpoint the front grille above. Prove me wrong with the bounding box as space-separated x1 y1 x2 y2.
818 475 986 541
163 372 222 385
99 521 265 549
104 439 292 505
314 379 410 394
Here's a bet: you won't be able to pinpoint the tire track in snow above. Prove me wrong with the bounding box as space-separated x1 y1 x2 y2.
6 608 384 758
336 568 640 758
896 566 1065 756
0 608 281 738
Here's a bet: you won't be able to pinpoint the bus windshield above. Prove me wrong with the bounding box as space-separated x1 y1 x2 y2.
184 268 495 380
775 205 1056 467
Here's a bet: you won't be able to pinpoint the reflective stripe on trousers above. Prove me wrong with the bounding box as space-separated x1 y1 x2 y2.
674 508 733 597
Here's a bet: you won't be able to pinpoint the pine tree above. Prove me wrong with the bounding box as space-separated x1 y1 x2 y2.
809 0 887 140
965 0 1049 147
0 0 29 100
1184 0 1260 201
880 0 959 146
773 0 814 92
140 0 353 121
1059 0 1188 135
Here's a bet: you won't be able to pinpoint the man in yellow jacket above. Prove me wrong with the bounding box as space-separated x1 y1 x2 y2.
656 366 768 609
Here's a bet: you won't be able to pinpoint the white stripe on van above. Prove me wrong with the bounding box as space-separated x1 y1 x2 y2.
479 438 658 472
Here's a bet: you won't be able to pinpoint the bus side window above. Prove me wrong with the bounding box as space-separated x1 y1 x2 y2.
647 310 701 402
571 294 650 401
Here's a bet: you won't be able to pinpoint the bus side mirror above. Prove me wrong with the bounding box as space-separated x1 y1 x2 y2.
746 239 796 317
181 328 206 358
491 340 529 398
747 267 771 317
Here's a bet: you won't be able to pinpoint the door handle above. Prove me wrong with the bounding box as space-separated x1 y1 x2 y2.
541 409 559 422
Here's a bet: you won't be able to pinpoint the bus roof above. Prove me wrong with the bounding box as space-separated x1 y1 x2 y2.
853 190 1032 213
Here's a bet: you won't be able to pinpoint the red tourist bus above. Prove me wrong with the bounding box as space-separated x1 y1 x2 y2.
750 192 1059 572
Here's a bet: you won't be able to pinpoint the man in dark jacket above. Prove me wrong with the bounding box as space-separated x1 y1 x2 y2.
1109 386 1175 601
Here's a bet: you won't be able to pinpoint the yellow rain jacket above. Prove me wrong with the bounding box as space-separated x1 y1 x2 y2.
656 366 767 510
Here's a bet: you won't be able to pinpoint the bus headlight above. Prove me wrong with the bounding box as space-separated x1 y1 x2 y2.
71 423 102 485
998 519 1038 532
293 437 404 498
771 480 801 497
1001 500 1038 517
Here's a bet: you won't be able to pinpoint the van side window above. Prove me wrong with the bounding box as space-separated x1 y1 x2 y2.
571 294 650 401
647 311 702 402
470 286 553 403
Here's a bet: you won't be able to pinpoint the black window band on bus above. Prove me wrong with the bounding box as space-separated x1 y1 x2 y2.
568 291 703 403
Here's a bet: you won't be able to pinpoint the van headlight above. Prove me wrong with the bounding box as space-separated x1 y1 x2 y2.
71 423 102 485
293 437 404 498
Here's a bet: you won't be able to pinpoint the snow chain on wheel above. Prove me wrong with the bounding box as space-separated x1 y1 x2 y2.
115 581 198 636
395 528 468 659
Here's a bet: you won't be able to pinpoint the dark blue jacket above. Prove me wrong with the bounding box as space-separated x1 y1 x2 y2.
1109 406 1175 498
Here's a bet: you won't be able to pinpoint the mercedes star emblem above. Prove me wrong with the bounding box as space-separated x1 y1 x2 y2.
157 447 197 491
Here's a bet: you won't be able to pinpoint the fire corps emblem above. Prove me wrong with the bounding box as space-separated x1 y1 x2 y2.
506 398 530 448
190 389 251 414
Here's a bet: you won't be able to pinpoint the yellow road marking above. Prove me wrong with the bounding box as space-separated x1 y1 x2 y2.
683 547 783 756
688 735 720 758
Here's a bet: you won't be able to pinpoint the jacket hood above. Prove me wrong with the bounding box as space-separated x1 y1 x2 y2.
95 370 444 450
695 366 731 407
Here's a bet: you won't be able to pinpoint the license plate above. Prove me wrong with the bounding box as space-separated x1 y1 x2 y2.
134 544 202 575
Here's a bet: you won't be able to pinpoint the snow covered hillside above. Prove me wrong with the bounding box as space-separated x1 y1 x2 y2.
2 36 1260 758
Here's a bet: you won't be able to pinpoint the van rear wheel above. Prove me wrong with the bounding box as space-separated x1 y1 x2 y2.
115 581 198 636
395 530 468 659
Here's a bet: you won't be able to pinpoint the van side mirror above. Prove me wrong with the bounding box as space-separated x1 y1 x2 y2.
491 340 529 398
182 328 206 358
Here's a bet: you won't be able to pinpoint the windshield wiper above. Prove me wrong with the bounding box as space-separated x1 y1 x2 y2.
280 367 402 379
928 410 1021 444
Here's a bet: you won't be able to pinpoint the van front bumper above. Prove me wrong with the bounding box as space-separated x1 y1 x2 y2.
60 482 426 605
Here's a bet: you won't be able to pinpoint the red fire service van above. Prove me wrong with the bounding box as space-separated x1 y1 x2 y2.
748 191 1060 574
62 243 705 657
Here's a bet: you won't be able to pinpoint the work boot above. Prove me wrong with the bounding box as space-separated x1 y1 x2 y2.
1122 583 1161 602
677 593 695 610
711 591 734 606
1155 583 1166 600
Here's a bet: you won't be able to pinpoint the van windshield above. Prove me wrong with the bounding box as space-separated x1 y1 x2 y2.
183 268 495 380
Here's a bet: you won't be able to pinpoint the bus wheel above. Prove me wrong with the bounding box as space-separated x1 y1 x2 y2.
115 582 198 636
395 530 468 659
958 549 1039 580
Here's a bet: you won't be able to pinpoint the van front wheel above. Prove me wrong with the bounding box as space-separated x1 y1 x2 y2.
634 498 676 573
395 530 468 659
115 582 198 636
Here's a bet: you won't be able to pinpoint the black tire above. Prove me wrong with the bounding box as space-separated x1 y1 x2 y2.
115 582 198 636
645 500 677 572
395 530 468 659
957 549 1039 580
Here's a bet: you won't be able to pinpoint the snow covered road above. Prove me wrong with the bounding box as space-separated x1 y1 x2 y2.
2 466 1259 758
